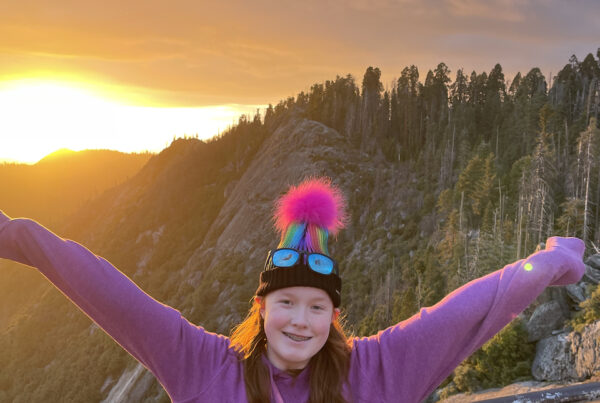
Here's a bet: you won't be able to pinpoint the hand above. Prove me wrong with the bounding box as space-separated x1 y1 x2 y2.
544 236 586 286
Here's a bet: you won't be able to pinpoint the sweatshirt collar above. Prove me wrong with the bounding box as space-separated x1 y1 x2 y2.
261 354 311 380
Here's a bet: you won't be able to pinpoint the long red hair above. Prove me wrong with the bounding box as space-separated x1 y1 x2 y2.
230 300 352 403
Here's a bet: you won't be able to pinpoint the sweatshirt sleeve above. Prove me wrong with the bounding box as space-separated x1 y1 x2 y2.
349 236 585 403
0 211 232 401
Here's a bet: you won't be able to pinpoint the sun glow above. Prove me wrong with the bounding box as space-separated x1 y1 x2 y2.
0 79 264 164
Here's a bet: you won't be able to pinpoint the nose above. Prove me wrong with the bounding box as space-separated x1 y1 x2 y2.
290 306 309 328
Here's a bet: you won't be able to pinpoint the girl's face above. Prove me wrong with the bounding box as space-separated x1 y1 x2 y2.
258 287 340 371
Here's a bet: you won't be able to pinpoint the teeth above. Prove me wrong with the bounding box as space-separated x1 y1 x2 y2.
284 332 311 341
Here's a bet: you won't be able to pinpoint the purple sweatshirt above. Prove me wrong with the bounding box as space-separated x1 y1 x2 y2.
0 211 585 402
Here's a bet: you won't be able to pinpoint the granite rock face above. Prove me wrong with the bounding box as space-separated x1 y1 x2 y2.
571 321 600 379
532 321 600 382
565 283 587 304
532 333 576 381
583 264 600 284
586 254 600 270
437 254 600 401
526 300 570 342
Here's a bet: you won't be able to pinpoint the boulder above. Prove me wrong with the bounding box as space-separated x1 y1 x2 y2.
532 333 576 381
583 264 600 284
523 286 571 319
526 300 570 342
533 321 600 382
585 254 600 271
565 283 587 304
570 321 600 379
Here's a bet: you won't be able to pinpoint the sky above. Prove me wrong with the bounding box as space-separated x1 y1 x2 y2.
1 0 599 163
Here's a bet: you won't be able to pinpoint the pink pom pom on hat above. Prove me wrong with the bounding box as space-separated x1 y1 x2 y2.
273 178 347 255
274 177 346 236
256 177 347 306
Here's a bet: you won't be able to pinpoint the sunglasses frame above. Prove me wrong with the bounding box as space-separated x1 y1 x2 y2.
264 248 339 276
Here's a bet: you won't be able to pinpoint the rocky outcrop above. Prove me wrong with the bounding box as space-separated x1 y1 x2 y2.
102 363 165 403
584 262 600 284
571 321 600 379
566 283 587 304
526 300 570 342
532 321 600 381
439 379 600 402
525 253 600 371
532 333 576 380
586 254 600 271
529 253 600 380
436 254 600 402
437 321 600 401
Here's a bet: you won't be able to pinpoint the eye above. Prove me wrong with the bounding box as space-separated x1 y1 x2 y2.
311 305 325 311
279 299 292 305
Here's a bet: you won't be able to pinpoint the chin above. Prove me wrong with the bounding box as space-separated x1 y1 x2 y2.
269 336 326 370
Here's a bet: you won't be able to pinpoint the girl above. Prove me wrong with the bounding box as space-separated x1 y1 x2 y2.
0 178 585 402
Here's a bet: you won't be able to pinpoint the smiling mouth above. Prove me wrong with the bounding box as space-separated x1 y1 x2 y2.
283 332 312 342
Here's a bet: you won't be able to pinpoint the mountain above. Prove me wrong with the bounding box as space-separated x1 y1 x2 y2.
0 148 152 226
0 148 152 401
1 50 600 402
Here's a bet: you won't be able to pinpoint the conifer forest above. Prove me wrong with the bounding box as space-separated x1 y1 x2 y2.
1 49 600 401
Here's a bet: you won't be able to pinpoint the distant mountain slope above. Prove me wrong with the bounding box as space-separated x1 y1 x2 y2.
0 148 152 227
0 148 152 386
0 110 423 402
0 116 270 402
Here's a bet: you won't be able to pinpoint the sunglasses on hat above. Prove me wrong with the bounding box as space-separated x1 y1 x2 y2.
264 248 338 276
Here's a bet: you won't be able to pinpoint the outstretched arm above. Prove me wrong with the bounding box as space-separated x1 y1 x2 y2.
349 237 585 403
0 211 231 401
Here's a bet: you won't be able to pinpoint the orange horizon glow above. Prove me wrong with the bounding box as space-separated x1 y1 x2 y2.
2 1 598 164
0 78 266 165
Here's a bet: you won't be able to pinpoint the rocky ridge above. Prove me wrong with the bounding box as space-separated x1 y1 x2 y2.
436 253 600 401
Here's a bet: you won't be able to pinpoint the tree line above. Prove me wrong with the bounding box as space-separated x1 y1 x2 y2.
264 50 600 292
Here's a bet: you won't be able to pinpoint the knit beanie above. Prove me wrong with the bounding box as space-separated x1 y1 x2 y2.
255 178 347 307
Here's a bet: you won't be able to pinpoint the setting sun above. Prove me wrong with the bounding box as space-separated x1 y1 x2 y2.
0 79 265 164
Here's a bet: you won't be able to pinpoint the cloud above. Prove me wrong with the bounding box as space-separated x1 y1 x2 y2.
0 0 598 106
444 0 525 22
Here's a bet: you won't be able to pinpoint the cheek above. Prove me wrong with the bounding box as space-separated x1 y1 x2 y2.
263 310 288 334
314 316 333 337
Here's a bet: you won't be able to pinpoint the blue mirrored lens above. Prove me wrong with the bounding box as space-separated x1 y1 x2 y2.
308 254 334 274
272 249 299 267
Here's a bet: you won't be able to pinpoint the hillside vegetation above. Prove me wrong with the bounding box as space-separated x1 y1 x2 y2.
0 149 152 226
1 49 599 401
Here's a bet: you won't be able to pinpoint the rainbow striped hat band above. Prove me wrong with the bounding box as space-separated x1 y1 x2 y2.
255 178 347 307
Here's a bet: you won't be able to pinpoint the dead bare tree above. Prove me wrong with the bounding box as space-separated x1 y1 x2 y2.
578 117 599 243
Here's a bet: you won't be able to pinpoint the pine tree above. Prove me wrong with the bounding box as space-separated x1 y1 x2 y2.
361 66 384 147
394 65 422 159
